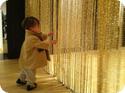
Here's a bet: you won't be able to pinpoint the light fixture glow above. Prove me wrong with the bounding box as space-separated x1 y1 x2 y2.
0 0 7 6
118 87 125 93
119 0 125 6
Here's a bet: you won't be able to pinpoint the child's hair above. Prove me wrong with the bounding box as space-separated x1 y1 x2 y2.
21 16 40 30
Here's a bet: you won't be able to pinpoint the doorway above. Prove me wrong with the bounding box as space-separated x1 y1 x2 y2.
6 0 25 59
0 0 25 60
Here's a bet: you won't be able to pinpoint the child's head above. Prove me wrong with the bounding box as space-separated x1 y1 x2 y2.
22 16 41 33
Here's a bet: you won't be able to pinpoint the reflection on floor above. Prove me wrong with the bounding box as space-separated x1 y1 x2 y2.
3 39 8 54
0 54 8 60
0 60 72 93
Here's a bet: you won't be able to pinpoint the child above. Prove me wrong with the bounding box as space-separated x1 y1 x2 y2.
16 16 56 91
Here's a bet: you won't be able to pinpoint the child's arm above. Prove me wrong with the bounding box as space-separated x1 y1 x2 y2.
33 36 56 50
42 33 48 40
41 32 54 40
33 36 49 50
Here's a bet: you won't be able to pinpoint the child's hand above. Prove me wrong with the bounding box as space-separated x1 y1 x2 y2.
48 32 54 36
49 40 57 45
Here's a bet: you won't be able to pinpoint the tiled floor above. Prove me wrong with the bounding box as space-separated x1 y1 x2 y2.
0 60 72 93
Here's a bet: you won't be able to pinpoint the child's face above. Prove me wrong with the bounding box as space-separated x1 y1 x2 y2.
30 24 41 33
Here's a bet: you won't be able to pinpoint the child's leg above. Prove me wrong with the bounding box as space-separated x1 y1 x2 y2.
26 69 36 85
25 69 37 90
16 70 27 85
19 70 26 81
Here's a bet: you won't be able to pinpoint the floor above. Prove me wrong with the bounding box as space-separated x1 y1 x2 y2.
0 59 72 93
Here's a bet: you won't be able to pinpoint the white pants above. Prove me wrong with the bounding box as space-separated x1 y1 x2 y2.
19 68 36 86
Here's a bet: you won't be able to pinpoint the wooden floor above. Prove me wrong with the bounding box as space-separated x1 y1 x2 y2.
0 59 72 93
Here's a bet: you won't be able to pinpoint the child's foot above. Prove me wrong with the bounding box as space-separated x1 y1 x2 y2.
27 83 37 91
16 79 27 85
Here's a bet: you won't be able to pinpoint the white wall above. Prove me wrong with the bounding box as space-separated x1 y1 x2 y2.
1 2 6 15
0 0 7 54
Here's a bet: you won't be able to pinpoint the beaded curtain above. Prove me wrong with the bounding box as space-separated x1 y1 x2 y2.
25 0 125 93
25 0 40 18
